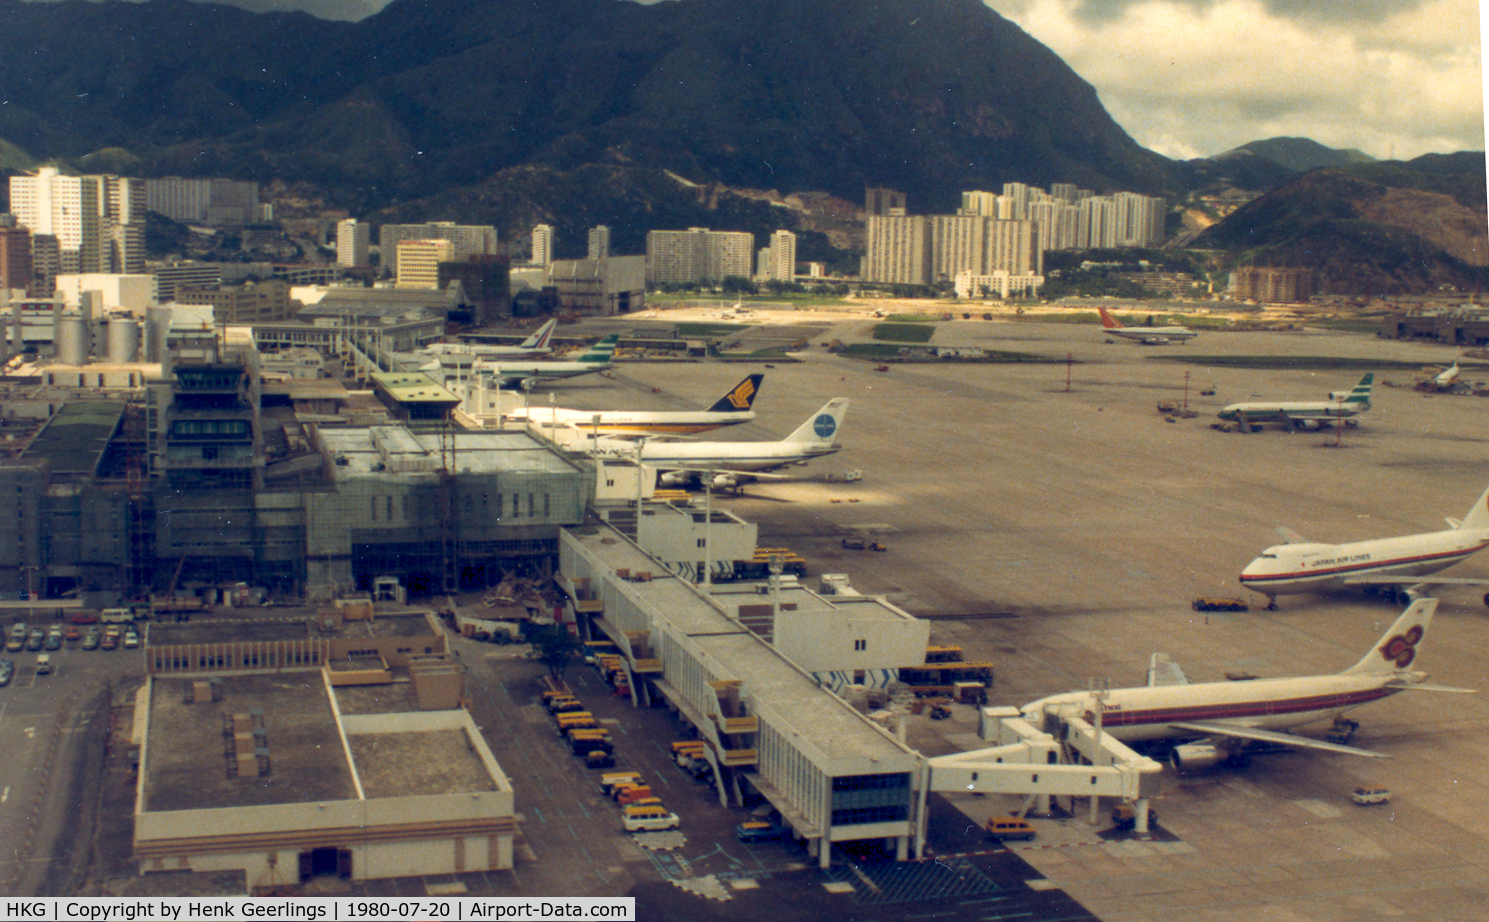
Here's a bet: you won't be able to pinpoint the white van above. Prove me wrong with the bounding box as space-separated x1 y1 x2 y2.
35 653 52 675
621 807 679 832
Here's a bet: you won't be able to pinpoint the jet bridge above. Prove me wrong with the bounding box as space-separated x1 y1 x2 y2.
925 706 1165 834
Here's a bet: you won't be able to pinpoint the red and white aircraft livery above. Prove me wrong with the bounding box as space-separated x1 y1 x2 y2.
1095 306 1198 344
1240 478 1489 607
1020 599 1472 770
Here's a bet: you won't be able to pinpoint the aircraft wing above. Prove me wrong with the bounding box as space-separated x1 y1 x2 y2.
1147 653 1188 687
1166 721 1389 758
1342 575 1489 588
1275 526 1309 544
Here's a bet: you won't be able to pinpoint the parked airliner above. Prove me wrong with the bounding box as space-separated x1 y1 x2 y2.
587 398 848 490
430 318 558 359
470 334 619 388
1021 599 1471 770
1239 478 1489 607
1217 373 1373 430
505 374 763 435
1096 306 1198 344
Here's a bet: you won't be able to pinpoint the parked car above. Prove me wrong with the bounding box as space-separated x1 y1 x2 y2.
0 659 14 686
100 634 119 651
43 633 62 651
64 626 81 642
123 630 140 649
736 820 791 842
25 631 44 651
1352 785 1392 806
81 631 100 651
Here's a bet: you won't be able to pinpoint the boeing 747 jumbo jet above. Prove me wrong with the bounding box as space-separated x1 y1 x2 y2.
470 334 619 388
1096 306 1198 344
1021 598 1472 770
504 374 764 435
587 398 848 490
429 318 558 359
1217 373 1373 430
1240 478 1489 607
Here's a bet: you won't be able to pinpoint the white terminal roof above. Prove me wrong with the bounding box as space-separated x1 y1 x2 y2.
318 426 582 478
571 528 919 767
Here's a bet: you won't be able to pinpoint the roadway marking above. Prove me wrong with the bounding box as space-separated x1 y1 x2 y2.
1 786 8 804
23 727 34 739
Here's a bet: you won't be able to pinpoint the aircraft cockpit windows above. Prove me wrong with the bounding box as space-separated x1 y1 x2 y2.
1259 553 1278 559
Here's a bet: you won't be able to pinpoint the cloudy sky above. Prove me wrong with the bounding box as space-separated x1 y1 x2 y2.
986 0 1485 160
80 0 1486 162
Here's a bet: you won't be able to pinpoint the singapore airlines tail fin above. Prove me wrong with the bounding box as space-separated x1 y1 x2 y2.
1343 598 1436 676
783 399 849 445
705 374 765 413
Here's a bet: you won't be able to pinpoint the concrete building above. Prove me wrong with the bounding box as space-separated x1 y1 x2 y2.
146 177 266 226
865 187 907 217
953 269 1045 299
10 169 146 275
1230 266 1316 304
531 224 554 268
862 215 931 285
439 256 512 327
177 280 297 324
55 274 156 315
559 524 928 867
149 261 225 302
761 230 796 282
396 239 454 290
378 223 497 276
0 220 34 294
134 614 515 890
587 225 611 260
646 228 754 285
337 219 371 269
546 256 646 315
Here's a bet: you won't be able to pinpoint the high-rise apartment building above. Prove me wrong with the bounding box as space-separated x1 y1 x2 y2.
763 230 796 282
9 168 145 275
379 222 497 275
865 188 907 217
147 177 265 225
0 220 34 294
531 225 554 267
862 216 932 285
396 239 454 289
337 218 371 268
587 225 611 260
645 228 754 284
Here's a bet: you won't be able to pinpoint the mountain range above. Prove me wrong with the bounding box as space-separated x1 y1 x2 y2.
0 0 1484 293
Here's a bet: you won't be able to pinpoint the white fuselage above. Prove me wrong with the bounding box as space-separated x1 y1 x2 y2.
1022 674 1404 743
592 439 839 473
1218 400 1365 423
1240 529 1489 596
1107 326 1196 344
506 406 753 435
474 359 612 383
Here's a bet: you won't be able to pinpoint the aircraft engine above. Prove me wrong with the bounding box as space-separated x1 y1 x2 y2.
658 471 690 487
711 473 738 490
1297 419 1322 431
1170 742 1225 772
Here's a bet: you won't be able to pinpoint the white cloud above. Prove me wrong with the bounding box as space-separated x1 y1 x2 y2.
986 0 1485 159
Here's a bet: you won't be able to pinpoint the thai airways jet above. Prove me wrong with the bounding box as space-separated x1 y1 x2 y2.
505 374 764 435
1021 598 1472 770
1239 478 1489 607
1217 373 1373 430
1096 306 1198 344
587 398 848 490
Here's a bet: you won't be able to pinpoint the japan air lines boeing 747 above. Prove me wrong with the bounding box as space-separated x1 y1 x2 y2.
1240 478 1489 607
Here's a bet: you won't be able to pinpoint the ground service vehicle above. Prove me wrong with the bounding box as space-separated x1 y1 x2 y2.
621 808 679 833
615 784 655 805
985 817 1036 841
1352 785 1392 805
599 772 642 795
584 751 615 769
1111 804 1158 830
1191 597 1249 612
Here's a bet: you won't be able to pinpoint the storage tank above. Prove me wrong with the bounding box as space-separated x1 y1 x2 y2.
106 314 139 364
56 313 88 366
